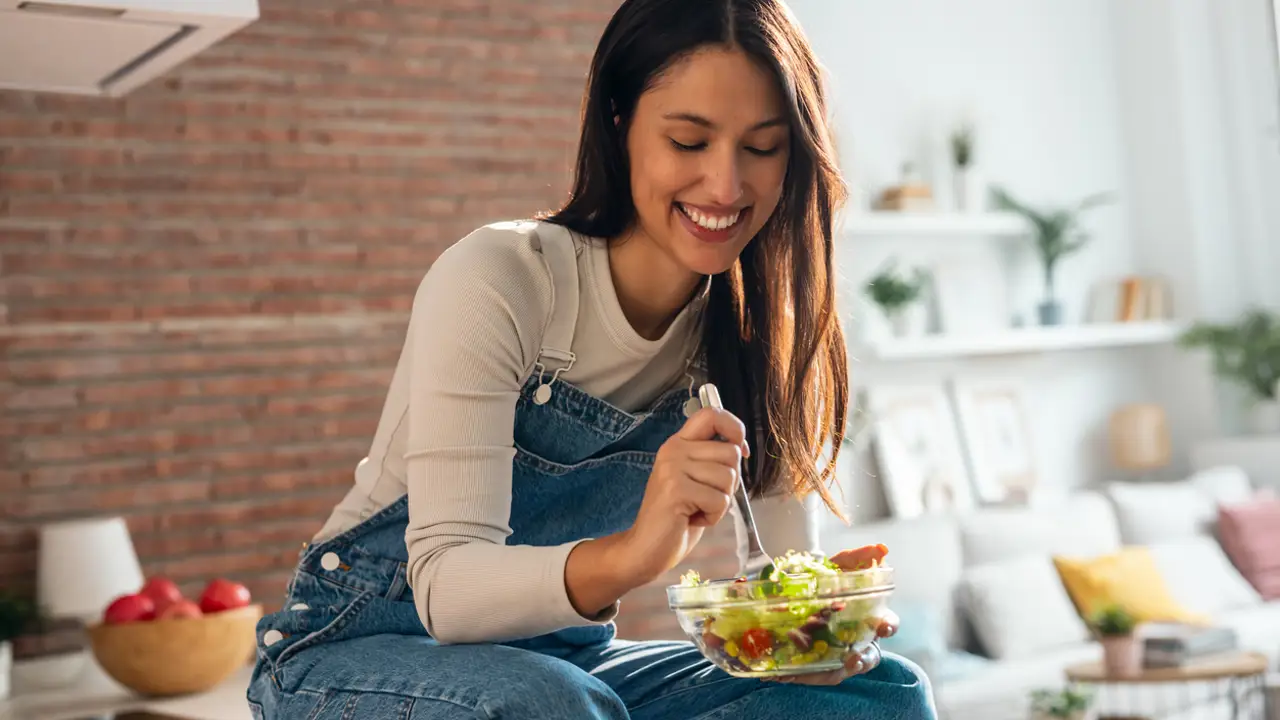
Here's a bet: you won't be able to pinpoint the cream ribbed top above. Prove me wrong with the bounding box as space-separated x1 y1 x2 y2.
315 220 819 644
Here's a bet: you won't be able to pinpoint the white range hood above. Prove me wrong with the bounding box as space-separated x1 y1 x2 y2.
0 0 258 97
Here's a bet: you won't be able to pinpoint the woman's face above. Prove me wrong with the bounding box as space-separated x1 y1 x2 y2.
625 46 791 277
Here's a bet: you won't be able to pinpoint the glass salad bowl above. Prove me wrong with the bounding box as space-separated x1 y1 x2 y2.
666 552 895 678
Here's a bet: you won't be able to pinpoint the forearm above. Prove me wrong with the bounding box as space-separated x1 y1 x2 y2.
564 531 641 619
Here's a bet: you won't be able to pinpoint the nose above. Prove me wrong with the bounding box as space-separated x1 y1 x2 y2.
704 150 745 207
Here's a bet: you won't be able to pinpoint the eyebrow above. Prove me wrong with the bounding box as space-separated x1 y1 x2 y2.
662 112 787 131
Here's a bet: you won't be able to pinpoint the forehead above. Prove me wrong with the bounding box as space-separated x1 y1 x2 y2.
641 46 786 127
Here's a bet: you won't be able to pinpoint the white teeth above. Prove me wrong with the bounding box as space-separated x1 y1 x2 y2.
680 204 741 231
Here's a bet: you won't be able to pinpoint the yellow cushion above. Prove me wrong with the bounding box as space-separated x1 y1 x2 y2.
1052 546 1211 626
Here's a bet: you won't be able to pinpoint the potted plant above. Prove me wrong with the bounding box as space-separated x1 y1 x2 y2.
1179 309 1280 433
990 186 1116 326
950 122 982 213
1089 603 1141 677
865 260 929 338
0 591 37 700
1029 685 1094 720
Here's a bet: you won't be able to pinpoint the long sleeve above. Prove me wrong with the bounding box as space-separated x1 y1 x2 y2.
401 228 617 644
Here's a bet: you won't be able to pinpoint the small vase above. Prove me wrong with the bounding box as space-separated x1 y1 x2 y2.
887 305 926 338
1101 634 1142 677
953 167 985 214
1037 299 1063 326
0 640 10 701
1249 400 1280 434
888 311 910 338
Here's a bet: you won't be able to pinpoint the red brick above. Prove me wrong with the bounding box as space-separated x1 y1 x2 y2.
0 0 729 652
2 478 213 518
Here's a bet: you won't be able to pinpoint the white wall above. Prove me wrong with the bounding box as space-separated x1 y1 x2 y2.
1112 0 1280 441
787 0 1168 522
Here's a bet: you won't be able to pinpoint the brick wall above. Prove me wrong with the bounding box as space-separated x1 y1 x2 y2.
0 0 739 656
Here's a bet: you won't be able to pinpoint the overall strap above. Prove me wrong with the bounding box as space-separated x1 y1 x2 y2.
528 221 581 404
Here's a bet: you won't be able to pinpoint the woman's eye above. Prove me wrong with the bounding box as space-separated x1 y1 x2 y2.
670 139 707 152
746 146 782 157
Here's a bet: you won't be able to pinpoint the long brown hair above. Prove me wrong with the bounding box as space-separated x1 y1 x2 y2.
545 0 850 518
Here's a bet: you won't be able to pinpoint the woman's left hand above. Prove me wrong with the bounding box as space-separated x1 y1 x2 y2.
766 609 898 686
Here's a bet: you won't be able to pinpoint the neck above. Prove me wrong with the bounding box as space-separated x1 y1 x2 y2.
608 226 704 341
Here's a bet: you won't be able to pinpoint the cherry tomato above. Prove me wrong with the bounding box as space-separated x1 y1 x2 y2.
739 628 773 659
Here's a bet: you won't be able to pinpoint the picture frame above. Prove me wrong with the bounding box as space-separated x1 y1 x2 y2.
949 379 1037 505
862 384 975 518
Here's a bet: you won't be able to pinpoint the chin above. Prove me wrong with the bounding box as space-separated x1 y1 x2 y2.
679 245 743 277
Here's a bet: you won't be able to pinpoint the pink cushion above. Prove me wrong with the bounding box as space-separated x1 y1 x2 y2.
1218 496 1280 600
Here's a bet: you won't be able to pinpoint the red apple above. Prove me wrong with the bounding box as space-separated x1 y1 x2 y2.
198 578 251 613
103 593 156 624
157 598 203 620
138 576 183 612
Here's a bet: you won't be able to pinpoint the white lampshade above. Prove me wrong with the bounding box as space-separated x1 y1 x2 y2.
37 516 144 622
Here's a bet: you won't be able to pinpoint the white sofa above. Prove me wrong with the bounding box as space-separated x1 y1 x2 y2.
821 465 1280 720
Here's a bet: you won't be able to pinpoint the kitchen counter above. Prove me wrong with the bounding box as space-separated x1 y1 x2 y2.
1 655 253 720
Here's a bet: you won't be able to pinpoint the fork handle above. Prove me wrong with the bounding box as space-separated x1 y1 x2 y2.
697 384 770 573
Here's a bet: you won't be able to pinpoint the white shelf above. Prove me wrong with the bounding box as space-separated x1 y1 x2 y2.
841 211 1029 238
854 321 1187 361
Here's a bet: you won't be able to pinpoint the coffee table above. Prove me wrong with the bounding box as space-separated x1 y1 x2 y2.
1064 651 1269 720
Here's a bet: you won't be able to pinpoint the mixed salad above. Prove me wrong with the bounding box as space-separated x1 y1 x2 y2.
673 545 892 676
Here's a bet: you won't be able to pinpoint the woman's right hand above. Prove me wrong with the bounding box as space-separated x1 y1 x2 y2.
616 407 751 586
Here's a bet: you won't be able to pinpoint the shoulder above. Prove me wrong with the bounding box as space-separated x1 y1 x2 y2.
408 221 568 364
414 220 560 308
425 220 552 285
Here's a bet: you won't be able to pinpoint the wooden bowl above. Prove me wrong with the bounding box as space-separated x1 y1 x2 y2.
86 604 263 697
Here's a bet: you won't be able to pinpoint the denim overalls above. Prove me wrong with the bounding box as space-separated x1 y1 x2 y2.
246 222 935 719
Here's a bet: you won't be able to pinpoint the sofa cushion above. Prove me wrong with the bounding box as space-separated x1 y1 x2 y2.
957 555 1090 659
1053 546 1210 624
1147 536 1262 615
878 599 946 667
1214 600 1280 655
1107 480 1218 544
1187 465 1255 506
959 491 1120 566
821 512 968 648
879 600 993 683
1217 496 1280 600
935 642 1101 720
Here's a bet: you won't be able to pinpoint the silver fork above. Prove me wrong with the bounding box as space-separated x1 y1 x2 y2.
697 383 773 578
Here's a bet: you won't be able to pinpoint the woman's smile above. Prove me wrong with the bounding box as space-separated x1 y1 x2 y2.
673 201 752 245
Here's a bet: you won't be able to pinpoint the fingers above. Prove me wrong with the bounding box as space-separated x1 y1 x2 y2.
684 460 738 496
769 643 884 687
845 642 882 675
685 440 744 469
678 407 749 456
683 481 733 527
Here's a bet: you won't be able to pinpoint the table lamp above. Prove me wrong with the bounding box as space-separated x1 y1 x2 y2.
30 516 145 688
1108 403 1171 477
37 516 144 623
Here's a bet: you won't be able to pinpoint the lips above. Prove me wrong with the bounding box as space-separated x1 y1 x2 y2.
676 202 744 231
674 202 750 245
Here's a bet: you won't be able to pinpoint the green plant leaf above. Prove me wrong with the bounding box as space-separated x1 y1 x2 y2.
0 591 38 642
865 259 928 311
1179 309 1280 400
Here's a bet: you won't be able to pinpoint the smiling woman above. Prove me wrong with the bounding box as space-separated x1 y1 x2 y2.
244 1 937 719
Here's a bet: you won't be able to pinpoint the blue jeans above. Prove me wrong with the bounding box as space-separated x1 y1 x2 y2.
256 633 933 719
247 498 936 720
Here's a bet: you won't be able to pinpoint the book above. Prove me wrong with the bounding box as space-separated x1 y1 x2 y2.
1141 623 1237 667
